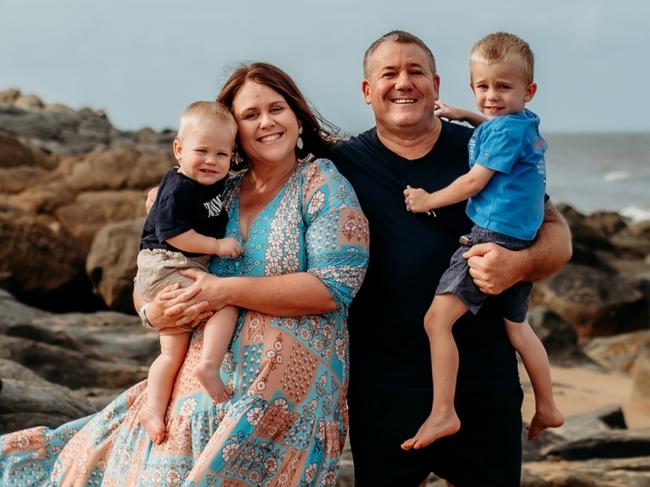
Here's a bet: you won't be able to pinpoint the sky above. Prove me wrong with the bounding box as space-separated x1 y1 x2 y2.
2 0 648 134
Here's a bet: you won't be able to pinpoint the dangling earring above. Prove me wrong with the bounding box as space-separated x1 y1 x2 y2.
296 126 304 150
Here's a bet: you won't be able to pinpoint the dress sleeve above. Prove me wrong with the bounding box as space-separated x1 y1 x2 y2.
301 159 369 310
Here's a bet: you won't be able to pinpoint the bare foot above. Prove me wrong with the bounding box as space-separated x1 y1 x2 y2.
139 406 166 444
527 405 564 440
195 362 231 403
401 411 461 450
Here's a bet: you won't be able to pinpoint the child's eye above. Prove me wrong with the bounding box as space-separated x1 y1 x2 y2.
195 149 207 153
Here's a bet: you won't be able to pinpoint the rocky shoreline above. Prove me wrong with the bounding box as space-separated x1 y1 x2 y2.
1 89 650 486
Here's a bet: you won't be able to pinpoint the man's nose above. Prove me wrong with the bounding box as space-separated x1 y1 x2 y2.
395 71 413 90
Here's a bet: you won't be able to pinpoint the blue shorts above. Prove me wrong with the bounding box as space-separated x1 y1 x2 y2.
435 225 534 323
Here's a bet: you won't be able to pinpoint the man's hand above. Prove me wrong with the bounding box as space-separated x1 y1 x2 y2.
463 243 525 295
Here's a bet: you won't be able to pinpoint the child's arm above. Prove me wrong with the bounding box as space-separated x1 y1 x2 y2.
166 230 243 258
404 164 495 213
435 101 486 127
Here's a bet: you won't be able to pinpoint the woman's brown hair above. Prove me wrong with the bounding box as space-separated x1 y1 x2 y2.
217 62 337 165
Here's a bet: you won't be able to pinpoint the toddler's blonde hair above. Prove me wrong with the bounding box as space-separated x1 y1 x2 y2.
470 32 534 84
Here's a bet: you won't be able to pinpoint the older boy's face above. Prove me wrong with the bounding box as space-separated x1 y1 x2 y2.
470 61 537 119
173 122 235 186
362 41 440 136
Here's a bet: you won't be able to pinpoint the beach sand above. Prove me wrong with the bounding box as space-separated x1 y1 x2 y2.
520 364 650 429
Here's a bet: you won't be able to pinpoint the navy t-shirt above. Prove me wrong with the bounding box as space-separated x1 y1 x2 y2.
140 168 228 257
331 122 520 393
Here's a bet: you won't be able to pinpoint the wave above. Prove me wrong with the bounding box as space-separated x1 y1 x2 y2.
621 205 650 223
603 170 630 182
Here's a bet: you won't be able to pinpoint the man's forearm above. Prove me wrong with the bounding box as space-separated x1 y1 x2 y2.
520 200 572 282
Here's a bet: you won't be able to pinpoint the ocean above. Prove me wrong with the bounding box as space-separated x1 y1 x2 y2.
545 133 650 221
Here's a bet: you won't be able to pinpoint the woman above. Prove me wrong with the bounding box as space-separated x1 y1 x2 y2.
0 63 369 486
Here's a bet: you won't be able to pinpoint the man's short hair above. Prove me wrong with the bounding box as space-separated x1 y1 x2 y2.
470 32 534 84
363 30 436 78
177 101 237 141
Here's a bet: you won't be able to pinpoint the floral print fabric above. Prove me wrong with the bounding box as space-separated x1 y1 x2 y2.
0 159 369 486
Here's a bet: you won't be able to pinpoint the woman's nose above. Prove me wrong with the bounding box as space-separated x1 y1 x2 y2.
259 111 276 128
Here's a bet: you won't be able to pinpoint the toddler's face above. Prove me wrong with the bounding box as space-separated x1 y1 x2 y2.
470 61 537 120
173 123 235 186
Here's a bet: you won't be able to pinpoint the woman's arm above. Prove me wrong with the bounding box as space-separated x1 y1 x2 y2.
463 200 572 294
162 269 336 324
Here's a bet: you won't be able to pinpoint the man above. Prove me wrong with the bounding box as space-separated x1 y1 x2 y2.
332 31 571 486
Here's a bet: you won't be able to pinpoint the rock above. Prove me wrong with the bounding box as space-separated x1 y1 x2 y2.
584 211 629 238
0 166 52 193
533 263 649 337
0 206 84 295
528 306 586 364
560 405 628 440
5 181 76 214
0 88 20 105
13 94 44 111
0 131 51 169
523 457 650 487
0 359 95 433
612 221 650 258
632 345 650 401
0 334 148 389
55 190 148 252
542 430 650 460
86 218 143 312
582 331 650 373
0 289 49 328
56 146 173 191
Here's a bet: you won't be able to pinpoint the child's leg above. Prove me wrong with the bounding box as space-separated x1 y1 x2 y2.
140 332 191 444
402 293 468 450
505 319 564 440
194 305 238 403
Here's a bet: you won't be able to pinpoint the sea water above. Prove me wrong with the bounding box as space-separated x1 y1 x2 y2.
545 133 650 221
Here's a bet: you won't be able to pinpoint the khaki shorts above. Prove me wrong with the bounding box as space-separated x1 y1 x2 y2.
134 248 211 335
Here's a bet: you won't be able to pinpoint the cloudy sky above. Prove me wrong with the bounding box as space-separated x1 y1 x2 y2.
2 0 647 134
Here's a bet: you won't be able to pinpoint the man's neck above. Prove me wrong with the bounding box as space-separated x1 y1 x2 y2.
376 117 442 160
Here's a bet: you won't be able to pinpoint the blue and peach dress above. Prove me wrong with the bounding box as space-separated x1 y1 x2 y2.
0 158 369 486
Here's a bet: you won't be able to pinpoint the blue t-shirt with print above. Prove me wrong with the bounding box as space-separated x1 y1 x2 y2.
466 109 547 241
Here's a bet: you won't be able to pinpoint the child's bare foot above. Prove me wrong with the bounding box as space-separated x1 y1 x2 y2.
401 411 461 450
527 405 564 440
139 406 166 444
195 362 231 403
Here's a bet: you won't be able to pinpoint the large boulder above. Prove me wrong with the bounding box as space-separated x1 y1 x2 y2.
533 263 649 337
0 166 52 193
0 206 84 295
611 220 650 258
0 360 95 433
582 330 650 373
56 146 173 192
55 190 147 252
86 218 143 312
527 306 585 364
631 345 650 401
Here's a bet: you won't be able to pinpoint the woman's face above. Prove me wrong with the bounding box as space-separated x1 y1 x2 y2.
231 80 300 167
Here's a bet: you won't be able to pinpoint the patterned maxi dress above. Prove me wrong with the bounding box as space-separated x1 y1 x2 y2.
0 159 369 486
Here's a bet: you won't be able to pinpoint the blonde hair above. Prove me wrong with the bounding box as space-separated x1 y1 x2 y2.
470 32 534 84
176 101 237 141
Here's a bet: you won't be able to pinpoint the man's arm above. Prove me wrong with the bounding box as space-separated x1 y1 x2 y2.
463 200 572 294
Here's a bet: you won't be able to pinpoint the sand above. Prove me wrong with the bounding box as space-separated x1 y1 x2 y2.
520 364 650 429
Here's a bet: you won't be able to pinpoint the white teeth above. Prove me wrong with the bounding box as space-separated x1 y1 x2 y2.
393 98 416 104
259 133 282 142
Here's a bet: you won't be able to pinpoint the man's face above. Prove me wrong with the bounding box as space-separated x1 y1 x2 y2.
362 41 440 135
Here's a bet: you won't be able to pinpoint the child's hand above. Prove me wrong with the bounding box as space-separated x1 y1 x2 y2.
403 185 434 213
434 101 464 121
214 238 243 258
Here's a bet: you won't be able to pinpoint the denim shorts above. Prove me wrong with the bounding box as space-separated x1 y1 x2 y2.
435 225 534 323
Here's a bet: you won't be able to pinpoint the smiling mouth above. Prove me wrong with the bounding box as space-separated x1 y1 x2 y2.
258 133 283 143
391 98 417 105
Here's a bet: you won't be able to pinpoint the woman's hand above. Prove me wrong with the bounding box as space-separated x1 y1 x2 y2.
161 269 229 326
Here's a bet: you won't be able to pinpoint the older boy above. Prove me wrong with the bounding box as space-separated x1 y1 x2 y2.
135 101 242 444
402 32 564 451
